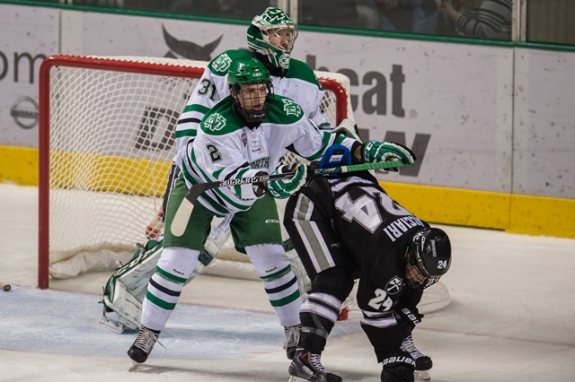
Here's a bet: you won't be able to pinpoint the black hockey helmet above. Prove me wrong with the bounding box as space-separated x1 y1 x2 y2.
407 228 452 279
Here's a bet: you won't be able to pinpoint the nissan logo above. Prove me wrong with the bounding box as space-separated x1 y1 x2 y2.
10 96 38 129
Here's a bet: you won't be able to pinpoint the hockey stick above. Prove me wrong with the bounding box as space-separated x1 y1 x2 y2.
171 160 409 236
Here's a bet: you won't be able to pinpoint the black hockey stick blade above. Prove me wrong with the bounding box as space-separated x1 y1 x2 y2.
171 160 409 237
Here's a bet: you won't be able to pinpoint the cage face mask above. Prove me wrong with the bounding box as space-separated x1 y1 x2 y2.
228 58 274 123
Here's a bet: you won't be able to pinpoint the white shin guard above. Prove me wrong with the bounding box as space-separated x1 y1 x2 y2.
140 247 200 331
246 244 303 327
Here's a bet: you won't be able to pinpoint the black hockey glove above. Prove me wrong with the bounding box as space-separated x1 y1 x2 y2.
380 349 415 382
394 305 423 330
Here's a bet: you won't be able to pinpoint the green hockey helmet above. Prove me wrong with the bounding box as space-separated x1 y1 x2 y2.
228 58 274 123
228 57 271 86
247 7 298 71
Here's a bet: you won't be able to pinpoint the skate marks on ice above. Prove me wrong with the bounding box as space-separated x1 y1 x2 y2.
0 286 361 360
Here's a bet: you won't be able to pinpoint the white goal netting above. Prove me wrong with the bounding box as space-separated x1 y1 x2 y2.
39 55 351 285
39 54 449 316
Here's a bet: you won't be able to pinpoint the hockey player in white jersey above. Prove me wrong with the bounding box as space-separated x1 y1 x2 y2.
101 6 353 340
126 57 416 365
146 6 335 239
174 6 333 152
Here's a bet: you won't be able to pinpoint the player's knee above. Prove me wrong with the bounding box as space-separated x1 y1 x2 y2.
245 243 290 279
312 266 354 301
157 247 200 280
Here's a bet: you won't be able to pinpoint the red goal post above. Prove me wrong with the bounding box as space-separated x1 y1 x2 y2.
38 54 352 289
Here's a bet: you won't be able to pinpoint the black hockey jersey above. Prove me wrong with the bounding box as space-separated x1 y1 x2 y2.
310 173 429 312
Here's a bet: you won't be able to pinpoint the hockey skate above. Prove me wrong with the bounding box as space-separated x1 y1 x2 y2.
127 325 160 365
288 350 342 382
284 324 301 360
401 335 432 382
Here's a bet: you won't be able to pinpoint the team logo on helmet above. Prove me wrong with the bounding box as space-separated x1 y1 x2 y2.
204 113 227 132
252 7 293 28
282 99 302 117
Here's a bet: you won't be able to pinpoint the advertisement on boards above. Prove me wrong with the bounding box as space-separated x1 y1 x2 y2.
0 7 514 193
59 10 513 192
297 35 513 192
0 5 58 147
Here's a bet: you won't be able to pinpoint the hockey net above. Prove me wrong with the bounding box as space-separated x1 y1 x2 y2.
38 55 449 317
38 54 351 288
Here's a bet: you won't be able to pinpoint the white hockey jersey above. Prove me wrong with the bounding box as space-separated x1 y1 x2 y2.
175 94 357 216
175 49 330 153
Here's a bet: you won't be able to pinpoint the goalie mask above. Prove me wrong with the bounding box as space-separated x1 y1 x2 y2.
247 7 298 72
405 228 452 288
228 58 274 124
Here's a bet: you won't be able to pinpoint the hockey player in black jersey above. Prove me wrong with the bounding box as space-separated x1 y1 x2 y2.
283 145 452 382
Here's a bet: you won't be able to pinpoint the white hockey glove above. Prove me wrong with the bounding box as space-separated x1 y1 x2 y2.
267 163 308 199
361 140 416 171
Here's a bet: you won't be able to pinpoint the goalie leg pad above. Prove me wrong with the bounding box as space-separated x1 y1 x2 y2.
101 226 228 333
100 239 165 331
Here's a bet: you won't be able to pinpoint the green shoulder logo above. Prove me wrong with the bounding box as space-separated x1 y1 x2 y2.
282 98 302 118
212 54 233 73
203 113 227 132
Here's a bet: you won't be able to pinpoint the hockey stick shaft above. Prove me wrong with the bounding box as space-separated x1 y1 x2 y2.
171 160 408 237
192 160 405 204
